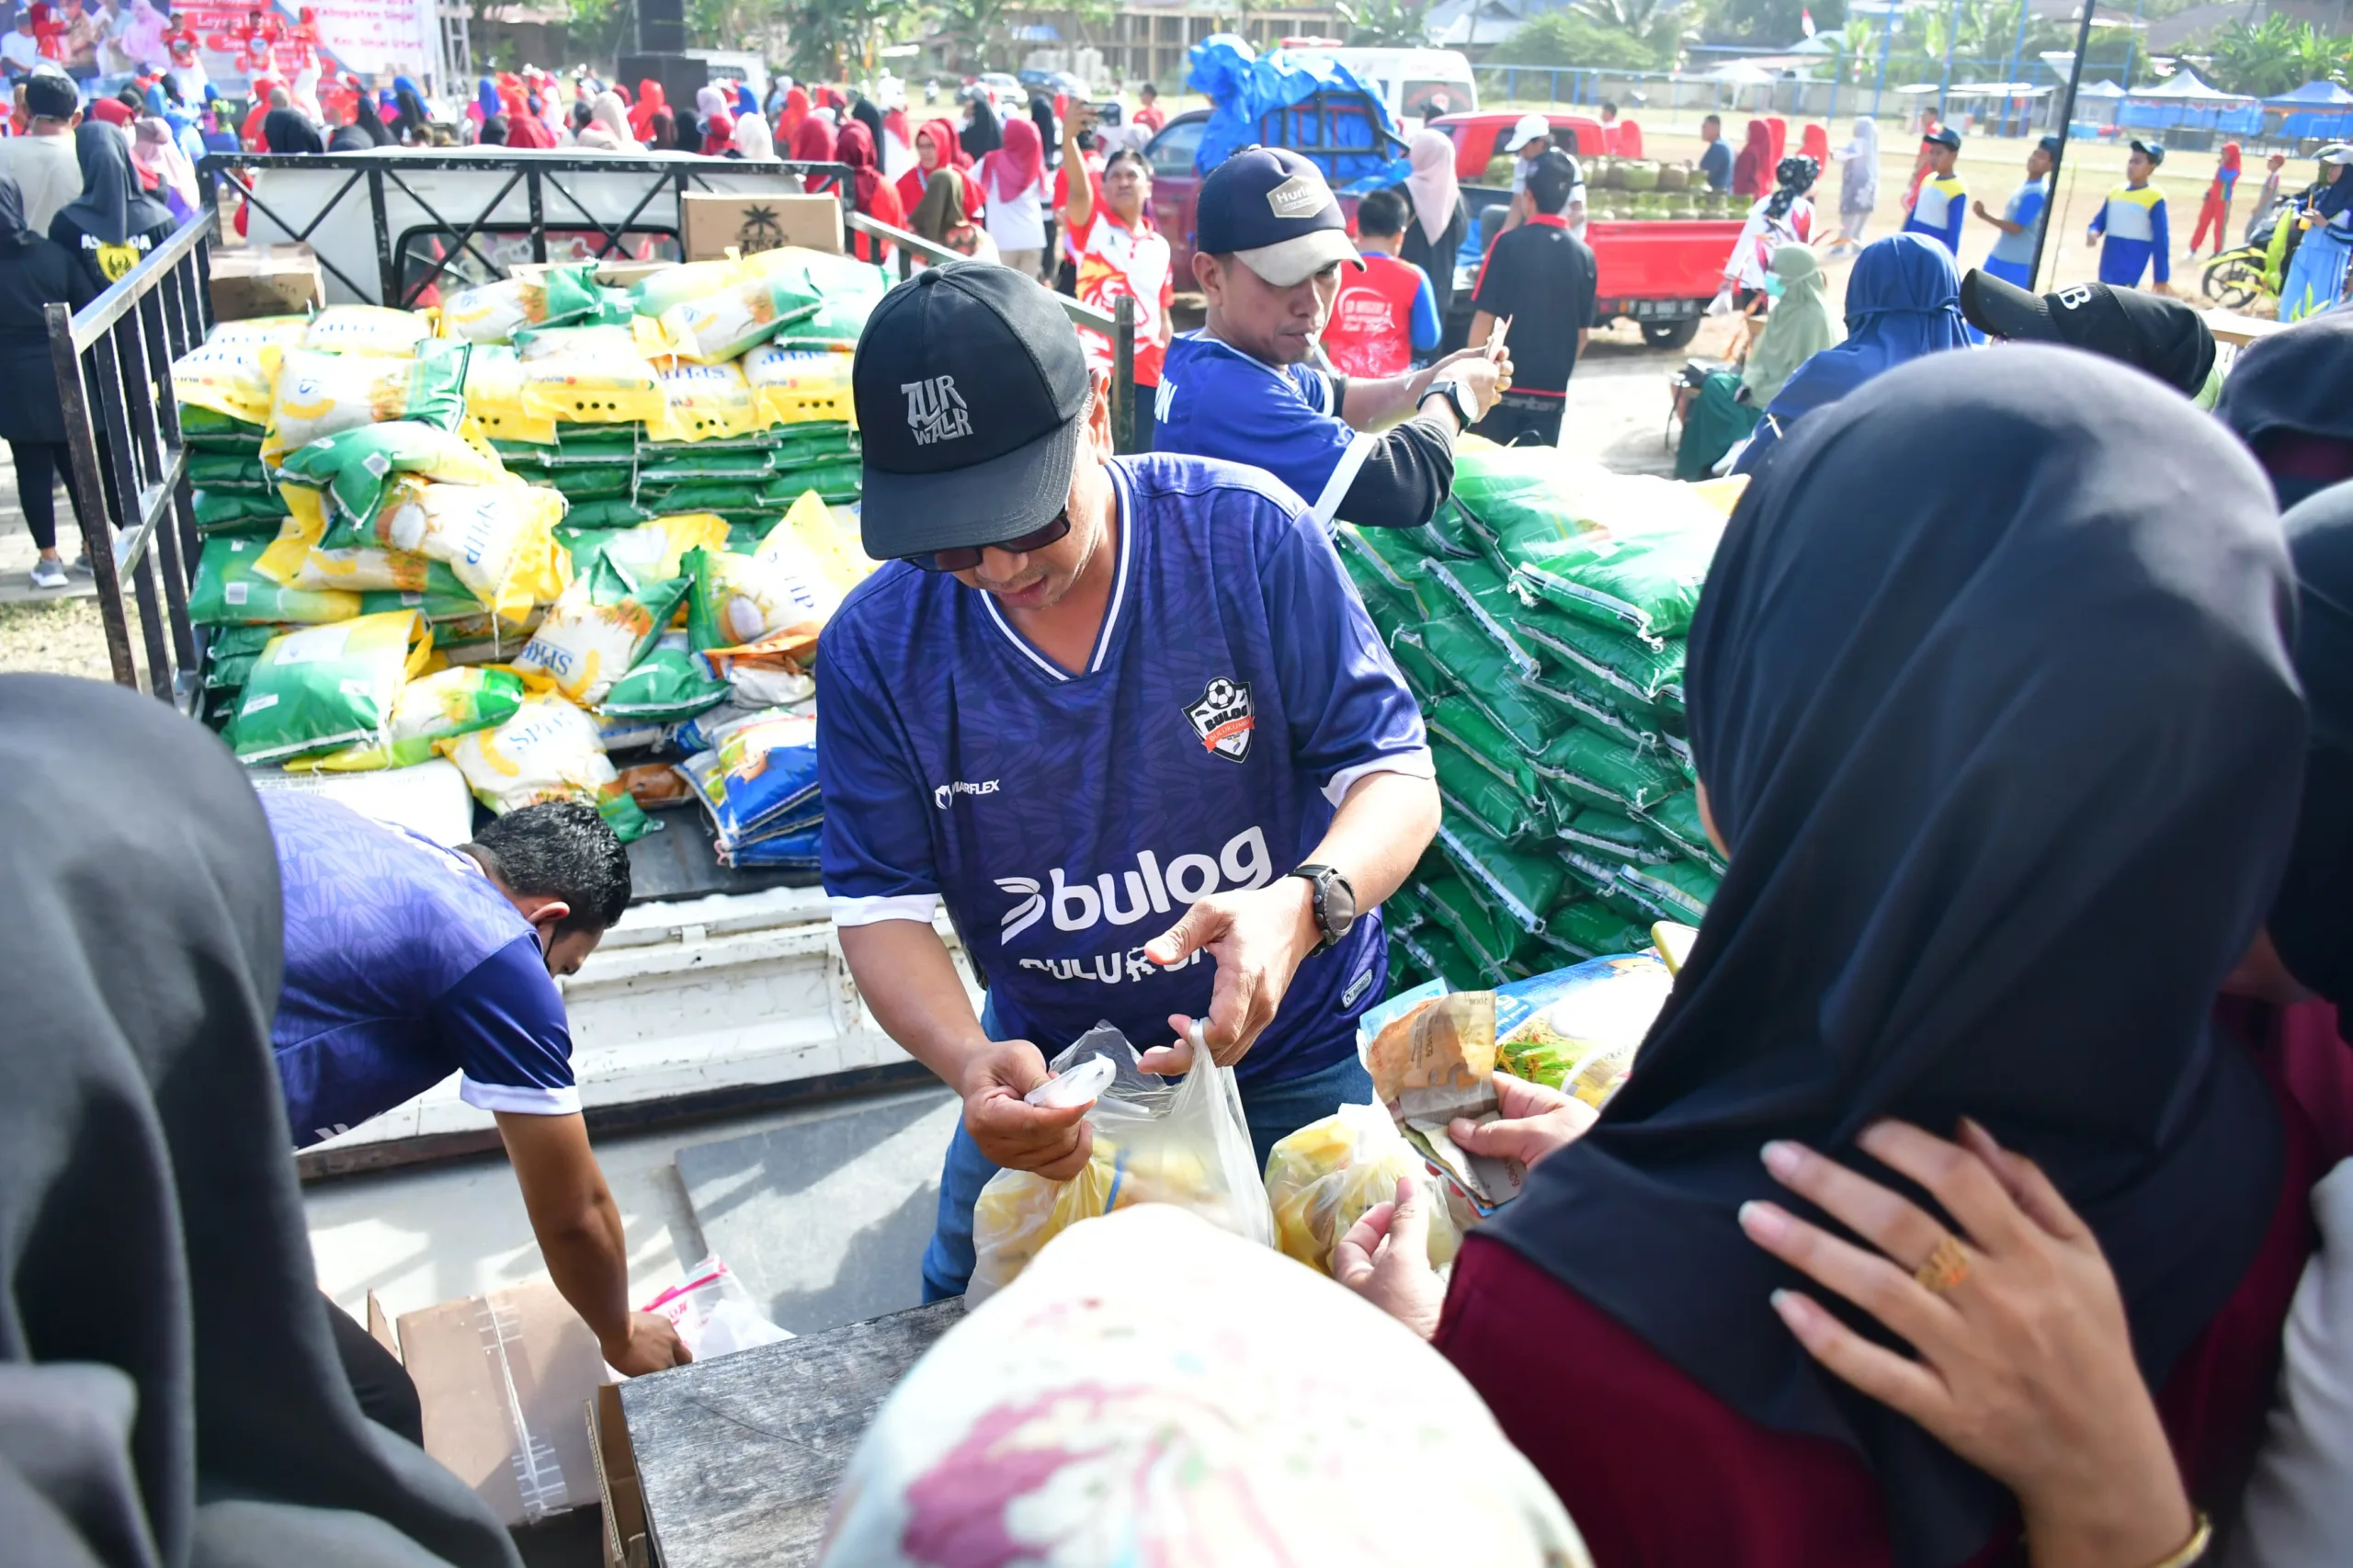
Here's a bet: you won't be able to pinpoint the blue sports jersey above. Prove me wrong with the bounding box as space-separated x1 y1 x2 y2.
1988 176 2048 266
1903 172 1967 257
818 454 1433 1088
265 793 577 1145
2090 184 2170 286
1154 333 1373 532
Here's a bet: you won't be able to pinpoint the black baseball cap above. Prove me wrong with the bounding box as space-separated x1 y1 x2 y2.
851 260 1090 561
1196 145 1364 287
24 71 74 121
1924 127 1961 151
2036 133 2063 157
2130 138 2165 165
1528 149 1579 215
1960 269 2215 396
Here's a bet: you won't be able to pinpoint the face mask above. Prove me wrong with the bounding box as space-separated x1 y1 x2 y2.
1763 273 1787 299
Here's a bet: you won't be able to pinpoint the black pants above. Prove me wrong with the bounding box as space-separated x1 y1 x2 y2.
1474 392 1565 448
9 439 84 554
325 1291 424 1448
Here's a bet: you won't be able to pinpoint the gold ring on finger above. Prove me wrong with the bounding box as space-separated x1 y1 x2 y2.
1913 1234 1972 1294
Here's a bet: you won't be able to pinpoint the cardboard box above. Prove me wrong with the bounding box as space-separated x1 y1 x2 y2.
397 1280 611 1528
587 1385 649 1568
209 243 324 321
678 191 841 260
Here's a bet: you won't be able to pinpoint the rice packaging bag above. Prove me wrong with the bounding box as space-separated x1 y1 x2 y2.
172 316 309 426
709 709 820 842
512 555 690 705
1492 956 1675 1109
462 344 560 446
1613 859 1720 925
517 328 668 426
741 344 855 426
683 534 846 657
301 304 436 358
558 512 728 584
629 257 748 318
298 665 529 772
1535 901 1656 964
1634 790 1727 875
1537 726 1686 814
254 484 428 595
261 340 471 464
373 477 569 617
645 358 770 443
232 610 430 765
1511 521 1720 643
598 633 730 722
436 692 651 840
1436 817 1567 934
189 535 361 625
655 275 822 365
180 403 267 450
279 424 514 537
193 486 290 535
1265 1102 1462 1278
189 449 277 493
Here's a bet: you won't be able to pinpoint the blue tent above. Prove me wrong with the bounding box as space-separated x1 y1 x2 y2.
2265 81 2353 107
1185 35 1409 188
2267 80 2353 138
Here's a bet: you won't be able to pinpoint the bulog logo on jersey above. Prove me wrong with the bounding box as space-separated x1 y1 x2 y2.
994 825 1272 943
1185 677 1255 763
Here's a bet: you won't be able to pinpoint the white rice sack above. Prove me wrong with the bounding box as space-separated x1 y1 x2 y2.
438 692 621 815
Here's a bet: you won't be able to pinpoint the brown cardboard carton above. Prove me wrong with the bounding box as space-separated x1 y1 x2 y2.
396 1279 609 1527
209 244 324 321
587 1384 649 1568
679 191 841 259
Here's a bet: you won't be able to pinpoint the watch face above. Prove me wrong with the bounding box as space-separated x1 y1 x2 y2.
1324 872 1358 935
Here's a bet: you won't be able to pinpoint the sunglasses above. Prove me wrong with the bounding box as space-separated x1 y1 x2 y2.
908 511 1072 574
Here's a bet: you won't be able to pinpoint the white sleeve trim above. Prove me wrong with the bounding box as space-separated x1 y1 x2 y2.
1324 746 1437 808
1310 431 1379 531
458 1076 583 1117
830 892 944 926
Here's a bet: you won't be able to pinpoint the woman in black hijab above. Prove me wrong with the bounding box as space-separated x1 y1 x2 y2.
0 171 95 590
329 89 394 152
1343 347 2314 1567
2216 312 2353 508
476 113 508 147
263 107 326 156
0 675 520 1568
848 92 885 155
961 87 1002 158
50 121 177 294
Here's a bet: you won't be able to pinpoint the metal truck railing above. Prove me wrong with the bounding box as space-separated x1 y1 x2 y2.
843 210 1140 454
50 207 219 704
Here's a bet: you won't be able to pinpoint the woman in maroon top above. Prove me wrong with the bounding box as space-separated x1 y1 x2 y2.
1341 348 2316 1568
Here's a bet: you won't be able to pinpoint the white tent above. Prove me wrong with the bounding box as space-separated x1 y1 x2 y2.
2072 78 2128 99
1704 61 1779 85
2128 69 2253 104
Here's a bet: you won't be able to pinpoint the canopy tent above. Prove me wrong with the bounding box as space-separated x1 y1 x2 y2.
2265 80 2353 108
2072 78 2128 98
2119 70 2260 132
2129 69 2253 104
1703 61 1779 84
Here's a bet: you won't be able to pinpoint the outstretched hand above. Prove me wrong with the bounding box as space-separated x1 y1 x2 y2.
1333 1176 1447 1340
1136 879 1319 1074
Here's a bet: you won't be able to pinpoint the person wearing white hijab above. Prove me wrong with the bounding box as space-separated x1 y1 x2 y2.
1831 115 1881 256
816 1206 1593 1567
1395 127 1468 325
574 88 637 151
730 109 773 159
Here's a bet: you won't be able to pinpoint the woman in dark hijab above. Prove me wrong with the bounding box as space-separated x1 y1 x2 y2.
645 108 678 151
0 675 521 1568
477 113 507 147
849 92 884 155
262 107 325 154
1343 347 2316 1568
336 87 393 149
51 121 177 293
392 75 432 143
961 87 1002 158
2216 312 2353 508
0 172 95 589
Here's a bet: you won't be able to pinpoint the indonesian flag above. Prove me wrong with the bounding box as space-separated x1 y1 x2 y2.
1801 7 1817 35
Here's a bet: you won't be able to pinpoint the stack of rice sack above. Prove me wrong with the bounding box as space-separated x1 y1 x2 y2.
1336 446 1734 993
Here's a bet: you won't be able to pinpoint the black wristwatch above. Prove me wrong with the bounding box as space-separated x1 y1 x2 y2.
1421 379 1478 429
1290 864 1358 955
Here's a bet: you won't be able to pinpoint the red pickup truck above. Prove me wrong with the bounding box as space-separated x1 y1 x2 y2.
1138 106 1738 350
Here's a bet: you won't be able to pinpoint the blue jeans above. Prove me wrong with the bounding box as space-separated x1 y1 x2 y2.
919 1006 1374 1301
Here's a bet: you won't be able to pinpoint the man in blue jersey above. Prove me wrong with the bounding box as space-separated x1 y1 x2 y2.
2088 140 2173 293
817 261 1442 1301
1972 135 2056 290
264 793 690 1437
1903 126 1967 258
1154 146 1511 532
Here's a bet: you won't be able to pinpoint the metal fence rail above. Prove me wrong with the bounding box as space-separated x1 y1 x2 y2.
51 207 218 704
843 210 1140 454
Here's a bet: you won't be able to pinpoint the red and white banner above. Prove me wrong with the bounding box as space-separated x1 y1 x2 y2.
127 0 436 88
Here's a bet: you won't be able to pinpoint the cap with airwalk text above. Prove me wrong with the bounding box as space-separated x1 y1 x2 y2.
851 260 1091 562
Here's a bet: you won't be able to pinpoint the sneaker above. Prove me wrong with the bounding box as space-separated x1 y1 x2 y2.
28 558 67 589
68 552 94 576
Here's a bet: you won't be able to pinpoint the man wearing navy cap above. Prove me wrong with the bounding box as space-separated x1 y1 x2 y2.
2088 139 2173 293
1903 125 1967 257
1972 135 2059 292
818 259 1440 1300
1154 145 1512 532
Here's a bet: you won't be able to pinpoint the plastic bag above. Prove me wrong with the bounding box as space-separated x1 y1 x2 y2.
1434 744 1544 844
255 484 429 594
369 477 568 617
296 665 529 772
261 340 471 465
597 635 731 722
629 257 747 318
710 709 820 842
1492 955 1675 1109
641 1256 792 1360
194 486 290 536
1634 790 1727 875
968 1022 1274 1304
741 342 855 426
1537 900 1656 964
646 358 771 443
436 693 652 840
1265 1102 1461 1277
1436 817 1566 934
279 424 513 533
559 512 726 584
515 325 668 425
1412 556 1543 677
189 449 276 492
655 275 822 364
1419 875 1528 979
232 610 430 765
461 344 560 446
1536 725 1686 814
1612 858 1719 925
190 535 361 625
512 556 689 705
1557 804 1677 866
301 303 435 358
684 535 846 655
173 316 309 426
1512 522 1719 643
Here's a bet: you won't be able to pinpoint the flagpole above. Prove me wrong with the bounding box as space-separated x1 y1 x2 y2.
2029 0 2100 291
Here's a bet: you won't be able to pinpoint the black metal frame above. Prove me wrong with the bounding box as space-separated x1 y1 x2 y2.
843 210 1140 454
197 153 852 308
49 208 218 704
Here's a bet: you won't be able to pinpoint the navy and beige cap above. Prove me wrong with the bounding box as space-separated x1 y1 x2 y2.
850 260 1090 561
1196 146 1366 287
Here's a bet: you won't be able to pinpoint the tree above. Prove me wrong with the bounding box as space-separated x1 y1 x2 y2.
1491 7 1676 68
1573 0 1690 57
1698 0 1844 47
2199 15 2352 99
1336 0 1433 47
929 0 1013 74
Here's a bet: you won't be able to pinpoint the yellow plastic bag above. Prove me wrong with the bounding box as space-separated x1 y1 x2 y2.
259 342 470 465
1264 1103 1462 1278
172 316 309 426
741 343 856 426
254 484 436 594
462 344 559 446
232 610 431 765
769 489 874 592
511 556 690 705
301 303 435 358
378 478 569 618
562 512 728 584
436 691 646 839
629 257 746 318
298 665 529 772
517 329 668 425
646 358 769 443
967 1025 1275 1304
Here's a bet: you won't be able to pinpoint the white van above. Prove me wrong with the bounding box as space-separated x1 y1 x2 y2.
1280 44 1478 131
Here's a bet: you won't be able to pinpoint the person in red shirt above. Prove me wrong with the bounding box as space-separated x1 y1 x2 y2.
893 118 978 226
1063 105 1169 450
1320 188 1439 380
1131 81 1165 134
1051 119 1105 293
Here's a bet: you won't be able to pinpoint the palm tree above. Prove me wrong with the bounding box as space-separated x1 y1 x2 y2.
1335 0 1432 47
1574 0 1688 55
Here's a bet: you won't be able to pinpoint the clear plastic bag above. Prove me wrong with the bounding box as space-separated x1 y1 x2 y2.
1265 1101 1462 1278
641 1255 793 1361
967 1023 1274 1304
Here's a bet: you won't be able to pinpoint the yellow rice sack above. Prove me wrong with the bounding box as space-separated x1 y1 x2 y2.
254 484 436 594
461 345 559 445
259 340 470 465
741 343 856 426
297 665 529 772
301 303 435 358
645 358 769 443
561 512 728 584
629 257 747 318
378 477 569 617
517 324 667 425
172 316 309 426
436 691 647 840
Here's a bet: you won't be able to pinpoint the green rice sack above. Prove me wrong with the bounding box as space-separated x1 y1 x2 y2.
563 498 656 528
193 487 291 535
1614 858 1720 925
179 403 266 450
597 634 731 722
1383 625 1448 704
1634 789 1729 875
358 563 487 623
1384 882 1428 932
1393 922 1487 994
202 623 280 689
189 536 362 625
296 665 529 771
1518 669 1660 751
656 276 823 364
278 424 510 537
262 339 471 465
755 464 861 506
1509 611 1688 715
1419 875 1529 977
1449 443 1604 557
550 427 640 466
1419 623 1557 754
232 610 429 765
1511 522 1718 643
1536 725 1687 814
512 555 691 706
547 465 635 501
1434 744 1544 844
1536 900 1657 963
1435 817 1567 934
1412 556 1543 676
638 449 776 485
1557 805 1677 866
1426 695 1544 805
189 449 277 493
